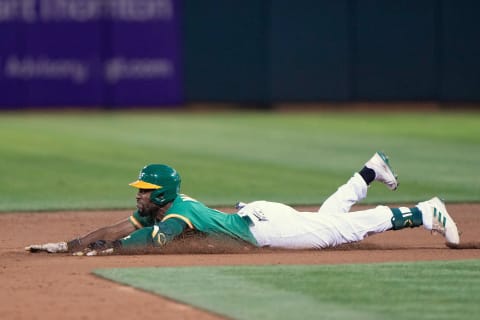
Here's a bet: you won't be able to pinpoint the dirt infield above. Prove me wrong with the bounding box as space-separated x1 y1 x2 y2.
1 204 479 320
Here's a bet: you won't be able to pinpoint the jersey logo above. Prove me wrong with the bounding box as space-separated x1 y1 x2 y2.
252 208 268 222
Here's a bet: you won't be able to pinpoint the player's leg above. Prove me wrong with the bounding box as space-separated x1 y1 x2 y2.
317 173 368 214
318 151 398 214
244 197 459 249
244 203 394 249
316 197 459 248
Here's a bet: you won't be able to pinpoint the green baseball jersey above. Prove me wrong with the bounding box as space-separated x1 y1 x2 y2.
129 194 258 246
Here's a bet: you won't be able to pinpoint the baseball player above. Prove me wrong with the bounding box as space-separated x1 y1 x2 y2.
26 151 460 255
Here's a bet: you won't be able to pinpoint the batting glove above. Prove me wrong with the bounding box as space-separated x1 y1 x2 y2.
25 241 68 253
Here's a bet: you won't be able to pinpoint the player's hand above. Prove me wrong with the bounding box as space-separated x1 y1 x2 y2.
25 242 68 253
72 240 120 256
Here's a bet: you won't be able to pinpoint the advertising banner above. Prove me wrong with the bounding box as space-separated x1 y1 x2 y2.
0 0 182 108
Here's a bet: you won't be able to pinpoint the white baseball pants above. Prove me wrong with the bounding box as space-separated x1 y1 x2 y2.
238 173 394 249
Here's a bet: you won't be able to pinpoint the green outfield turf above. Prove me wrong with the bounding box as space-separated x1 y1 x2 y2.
94 259 480 320
0 111 479 211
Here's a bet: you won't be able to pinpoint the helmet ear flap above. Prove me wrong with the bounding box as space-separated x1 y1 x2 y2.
150 189 167 206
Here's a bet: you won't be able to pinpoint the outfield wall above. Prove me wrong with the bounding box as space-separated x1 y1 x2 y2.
184 0 480 104
1 0 479 108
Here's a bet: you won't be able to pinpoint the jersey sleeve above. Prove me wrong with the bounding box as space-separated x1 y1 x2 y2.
129 210 155 229
120 218 188 249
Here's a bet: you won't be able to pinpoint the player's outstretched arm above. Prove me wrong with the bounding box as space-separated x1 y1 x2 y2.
25 218 136 253
76 218 188 256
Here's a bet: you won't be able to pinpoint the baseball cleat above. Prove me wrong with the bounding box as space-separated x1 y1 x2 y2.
417 197 460 245
365 151 399 190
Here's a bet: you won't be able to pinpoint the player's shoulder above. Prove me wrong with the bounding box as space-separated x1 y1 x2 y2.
172 194 208 210
177 194 200 203
165 194 210 220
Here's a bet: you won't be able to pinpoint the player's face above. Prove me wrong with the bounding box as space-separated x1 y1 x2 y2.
135 189 160 217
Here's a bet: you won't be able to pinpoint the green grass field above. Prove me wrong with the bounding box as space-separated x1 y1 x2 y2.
2 111 479 319
1 111 479 211
94 260 480 320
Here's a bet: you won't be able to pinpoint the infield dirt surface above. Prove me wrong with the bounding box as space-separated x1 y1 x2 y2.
1 204 479 320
